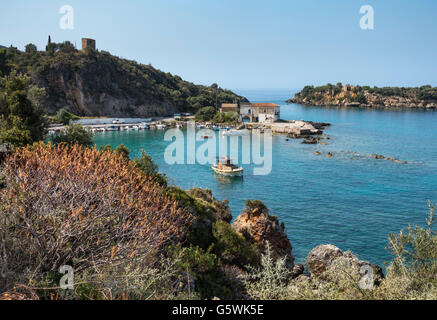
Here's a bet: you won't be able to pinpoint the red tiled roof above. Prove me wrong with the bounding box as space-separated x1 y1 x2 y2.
251 103 280 108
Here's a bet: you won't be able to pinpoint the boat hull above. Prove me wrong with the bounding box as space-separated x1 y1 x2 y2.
211 165 243 176
221 130 248 136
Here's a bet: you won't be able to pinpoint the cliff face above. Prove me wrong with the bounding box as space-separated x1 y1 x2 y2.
232 202 295 269
288 84 437 109
4 47 246 117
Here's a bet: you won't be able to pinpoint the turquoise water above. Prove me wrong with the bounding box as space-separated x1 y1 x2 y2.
93 89 437 267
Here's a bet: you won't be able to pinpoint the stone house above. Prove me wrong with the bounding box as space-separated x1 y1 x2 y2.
240 103 280 123
220 102 281 123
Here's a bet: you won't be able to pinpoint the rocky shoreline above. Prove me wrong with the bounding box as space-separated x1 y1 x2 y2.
287 84 437 109
229 199 384 286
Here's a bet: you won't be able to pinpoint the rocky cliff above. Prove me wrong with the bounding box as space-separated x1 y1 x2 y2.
232 200 295 270
288 83 437 109
1 45 246 117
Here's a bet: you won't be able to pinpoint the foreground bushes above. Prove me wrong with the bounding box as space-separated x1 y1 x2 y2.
0 143 259 300
0 143 191 298
244 204 437 300
0 142 435 300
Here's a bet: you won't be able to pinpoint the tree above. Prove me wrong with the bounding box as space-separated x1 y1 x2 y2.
55 108 79 125
0 72 47 147
0 49 7 76
213 111 236 124
46 42 58 54
25 43 37 53
134 149 167 186
0 115 32 147
195 106 216 122
52 123 94 147
58 41 75 53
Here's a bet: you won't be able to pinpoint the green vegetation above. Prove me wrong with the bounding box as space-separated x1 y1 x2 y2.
0 139 436 300
292 83 437 106
0 43 246 116
0 71 47 147
195 106 216 122
213 111 238 123
0 143 258 300
134 149 167 186
114 144 130 160
52 123 93 147
244 204 437 300
1 40 436 301
55 108 80 125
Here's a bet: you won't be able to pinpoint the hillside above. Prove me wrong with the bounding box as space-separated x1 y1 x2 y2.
288 83 437 109
0 43 246 117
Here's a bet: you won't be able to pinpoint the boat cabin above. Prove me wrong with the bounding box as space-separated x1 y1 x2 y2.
217 157 238 170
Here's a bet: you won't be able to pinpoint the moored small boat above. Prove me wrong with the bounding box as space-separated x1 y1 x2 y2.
221 129 248 136
211 157 243 176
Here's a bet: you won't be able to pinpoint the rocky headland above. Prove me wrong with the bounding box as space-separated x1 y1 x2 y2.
287 83 437 109
1 43 246 117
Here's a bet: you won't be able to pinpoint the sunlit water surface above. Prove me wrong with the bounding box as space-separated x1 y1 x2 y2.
93 89 437 266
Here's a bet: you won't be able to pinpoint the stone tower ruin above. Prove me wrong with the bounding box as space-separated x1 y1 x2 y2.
81 38 96 52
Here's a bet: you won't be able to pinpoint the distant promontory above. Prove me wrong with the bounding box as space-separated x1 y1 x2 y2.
287 83 437 109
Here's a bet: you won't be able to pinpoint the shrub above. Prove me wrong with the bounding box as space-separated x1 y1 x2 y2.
195 106 216 122
0 71 47 146
0 143 192 296
213 111 237 123
134 149 167 186
52 123 94 147
55 108 79 125
212 220 258 267
243 242 291 300
244 199 268 216
378 202 437 299
114 144 130 160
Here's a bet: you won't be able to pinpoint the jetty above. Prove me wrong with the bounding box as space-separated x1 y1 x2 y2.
246 120 330 136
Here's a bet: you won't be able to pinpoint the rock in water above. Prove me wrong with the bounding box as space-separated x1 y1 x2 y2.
232 203 295 269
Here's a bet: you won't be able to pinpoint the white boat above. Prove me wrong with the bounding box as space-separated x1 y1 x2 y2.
156 124 166 130
212 157 243 177
106 126 118 131
139 123 150 129
221 129 248 136
112 119 125 124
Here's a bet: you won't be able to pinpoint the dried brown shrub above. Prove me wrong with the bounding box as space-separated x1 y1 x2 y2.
0 142 192 291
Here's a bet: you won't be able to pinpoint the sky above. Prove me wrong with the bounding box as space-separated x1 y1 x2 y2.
1 0 437 90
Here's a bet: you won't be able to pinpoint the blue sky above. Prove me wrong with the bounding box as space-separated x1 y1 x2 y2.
1 0 436 89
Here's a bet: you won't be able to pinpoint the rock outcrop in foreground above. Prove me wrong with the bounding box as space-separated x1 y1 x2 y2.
232 201 295 269
288 84 437 109
306 244 384 284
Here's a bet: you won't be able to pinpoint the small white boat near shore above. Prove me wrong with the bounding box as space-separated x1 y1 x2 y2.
221 129 248 136
211 157 243 177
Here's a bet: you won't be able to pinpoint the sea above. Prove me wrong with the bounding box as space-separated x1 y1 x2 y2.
92 89 437 267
